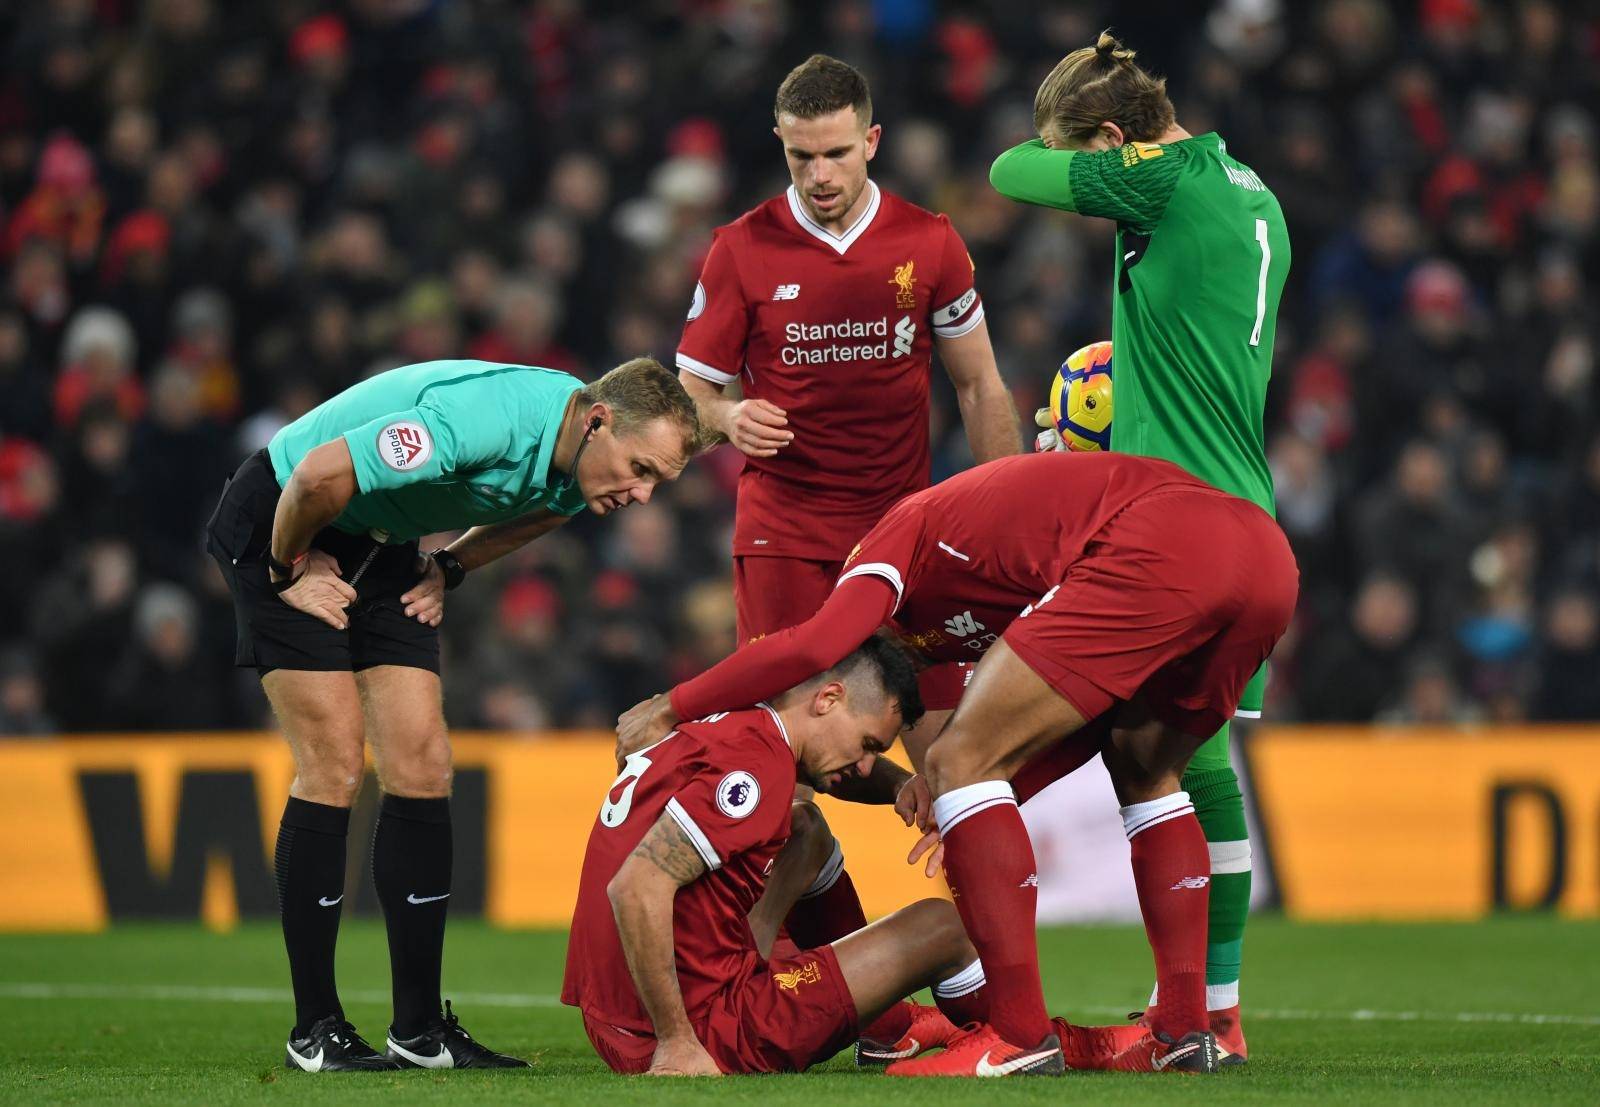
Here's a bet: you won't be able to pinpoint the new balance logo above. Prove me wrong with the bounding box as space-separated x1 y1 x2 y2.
1170 875 1210 890
1019 585 1061 619
1019 873 1039 888
944 611 984 637
893 315 916 357
773 284 801 300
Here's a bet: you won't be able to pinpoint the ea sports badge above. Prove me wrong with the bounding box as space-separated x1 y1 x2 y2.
378 421 432 471
716 771 760 818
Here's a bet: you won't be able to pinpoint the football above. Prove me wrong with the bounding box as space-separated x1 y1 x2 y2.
1049 339 1115 451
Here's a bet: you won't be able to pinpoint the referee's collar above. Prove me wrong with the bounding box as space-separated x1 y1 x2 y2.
539 380 586 494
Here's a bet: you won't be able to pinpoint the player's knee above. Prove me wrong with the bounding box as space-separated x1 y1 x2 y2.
924 736 988 796
376 729 454 798
788 800 835 874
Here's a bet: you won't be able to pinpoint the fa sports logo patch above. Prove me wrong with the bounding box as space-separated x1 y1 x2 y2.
716 771 760 818
687 281 707 320
378 421 432 471
889 259 917 309
775 960 823 992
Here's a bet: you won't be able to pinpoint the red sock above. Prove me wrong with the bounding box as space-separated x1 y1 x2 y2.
932 959 989 1027
933 783 1050 1046
1123 793 1209 1040
783 848 868 950
860 998 915 1043
934 985 989 1028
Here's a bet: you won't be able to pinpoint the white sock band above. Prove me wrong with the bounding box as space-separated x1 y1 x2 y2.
1149 979 1242 1012
1120 791 1194 840
800 840 845 898
1207 981 1240 1011
933 958 987 999
1208 839 1252 874
931 780 1016 835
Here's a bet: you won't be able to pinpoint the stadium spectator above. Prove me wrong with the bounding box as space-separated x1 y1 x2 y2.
0 2 1596 733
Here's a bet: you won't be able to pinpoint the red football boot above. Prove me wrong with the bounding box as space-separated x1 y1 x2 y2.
886 1022 1063 1078
1139 1002 1248 1065
855 1001 962 1066
1105 1029 1220 1073
1050 1016 1148 1070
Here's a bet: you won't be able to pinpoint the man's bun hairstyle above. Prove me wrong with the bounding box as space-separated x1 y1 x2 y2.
1033 29 1175 147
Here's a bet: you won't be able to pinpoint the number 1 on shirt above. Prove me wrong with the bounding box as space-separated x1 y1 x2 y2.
1250 217 1270 348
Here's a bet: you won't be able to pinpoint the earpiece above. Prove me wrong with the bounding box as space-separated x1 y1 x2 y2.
588 415 603 434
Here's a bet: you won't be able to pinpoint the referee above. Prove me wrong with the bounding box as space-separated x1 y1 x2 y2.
204 356 698 1072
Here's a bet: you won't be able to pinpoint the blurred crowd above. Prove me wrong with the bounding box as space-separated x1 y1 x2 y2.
1 0 1598 735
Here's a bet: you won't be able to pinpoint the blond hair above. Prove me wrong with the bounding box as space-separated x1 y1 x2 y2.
1033 30 1175 148
581 356 699 446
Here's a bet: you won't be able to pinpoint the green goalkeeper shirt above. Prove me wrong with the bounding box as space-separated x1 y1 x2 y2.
990 135 1289 514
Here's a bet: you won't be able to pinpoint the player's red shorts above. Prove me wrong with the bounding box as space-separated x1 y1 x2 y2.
581 944 858 1074
1003 487 1298 739
733 555 844 643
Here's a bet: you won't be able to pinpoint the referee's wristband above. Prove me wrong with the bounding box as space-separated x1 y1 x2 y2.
267 551 307 593
430 548 466 591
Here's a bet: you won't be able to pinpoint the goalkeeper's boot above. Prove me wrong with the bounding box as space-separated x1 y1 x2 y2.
285 1015 402 1072
886 1022 1063 1077
1050 1016 1147 1070
386 1000 531 1068
855 1001 961 1066
1105 1028 1220 1073
1138 1002 1247 1065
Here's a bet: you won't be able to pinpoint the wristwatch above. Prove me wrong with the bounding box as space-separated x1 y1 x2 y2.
430 547 466 591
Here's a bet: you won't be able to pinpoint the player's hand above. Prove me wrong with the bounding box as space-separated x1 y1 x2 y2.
1033 406 1064 452
894 772 934 831
908 825 945 879
725 399 793 458
400 553 446 627
647 1035 721 1077
616 693 679 769
275 549 357 630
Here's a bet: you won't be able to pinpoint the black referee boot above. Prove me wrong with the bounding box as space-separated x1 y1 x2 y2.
285 1015 401 1072
385 1000 530 1069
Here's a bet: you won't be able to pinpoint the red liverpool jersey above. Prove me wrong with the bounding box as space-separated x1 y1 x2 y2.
562 705 799 1035
670 452 1220 719
677 181 984 561
838 452 1217 663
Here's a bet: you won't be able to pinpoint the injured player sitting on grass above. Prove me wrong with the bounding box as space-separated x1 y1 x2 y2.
562 635 994 1076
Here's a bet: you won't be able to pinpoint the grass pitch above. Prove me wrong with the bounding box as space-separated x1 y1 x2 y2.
1 917 1596 1105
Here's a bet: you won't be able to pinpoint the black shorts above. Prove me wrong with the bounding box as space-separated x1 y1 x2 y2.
204 450 440 676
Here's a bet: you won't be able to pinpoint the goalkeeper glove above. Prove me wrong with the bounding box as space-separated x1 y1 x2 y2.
1033 406 1065 452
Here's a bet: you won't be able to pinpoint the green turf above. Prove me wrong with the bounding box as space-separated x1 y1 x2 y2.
0 917 1596 1104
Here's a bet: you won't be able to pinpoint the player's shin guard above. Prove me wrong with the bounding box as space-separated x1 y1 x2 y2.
932 782 1051 1047
932 958 989 1027
372 794 451 1038
1185 765 1250 1012
1123 792 1209 1042
275 797 349 1036
784 839 870 949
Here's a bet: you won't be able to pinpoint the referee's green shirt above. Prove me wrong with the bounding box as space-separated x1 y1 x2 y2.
268 360 587 542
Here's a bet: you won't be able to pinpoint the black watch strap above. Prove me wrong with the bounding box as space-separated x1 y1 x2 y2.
430 548 466 591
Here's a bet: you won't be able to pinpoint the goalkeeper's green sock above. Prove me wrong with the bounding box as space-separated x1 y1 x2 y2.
1147 724 1250 1013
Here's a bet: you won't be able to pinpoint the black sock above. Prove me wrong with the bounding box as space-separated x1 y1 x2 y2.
373 793 452 1038
276 797 350 1037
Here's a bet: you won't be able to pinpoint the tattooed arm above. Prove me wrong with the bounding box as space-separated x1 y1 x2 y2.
606 811 721 1076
